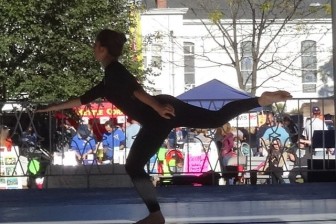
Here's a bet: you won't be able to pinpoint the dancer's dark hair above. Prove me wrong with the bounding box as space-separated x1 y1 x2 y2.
96 29 127 57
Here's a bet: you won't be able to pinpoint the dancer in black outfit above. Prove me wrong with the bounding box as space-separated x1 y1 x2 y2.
38 29 292 224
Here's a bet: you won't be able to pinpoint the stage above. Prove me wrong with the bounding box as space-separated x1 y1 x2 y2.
44 164 133 188
0 183 335 223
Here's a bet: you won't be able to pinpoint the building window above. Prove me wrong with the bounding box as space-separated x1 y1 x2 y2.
151 44 162 68
143 43 162 69
301 40 317 93
241 41 253 92
184 42 195 90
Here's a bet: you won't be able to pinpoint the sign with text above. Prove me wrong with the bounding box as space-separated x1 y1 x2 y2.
229 112 258 127
75 102 125 119
183 152 209 176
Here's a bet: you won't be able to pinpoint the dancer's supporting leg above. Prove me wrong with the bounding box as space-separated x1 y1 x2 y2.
125 125 171 224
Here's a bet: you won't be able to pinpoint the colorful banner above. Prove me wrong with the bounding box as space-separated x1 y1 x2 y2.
75 102 124 119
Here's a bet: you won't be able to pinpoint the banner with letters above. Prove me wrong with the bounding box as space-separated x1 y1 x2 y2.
74 102 126 124
229 112 258 127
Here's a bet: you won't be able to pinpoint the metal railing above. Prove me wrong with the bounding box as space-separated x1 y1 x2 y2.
0 97 335 189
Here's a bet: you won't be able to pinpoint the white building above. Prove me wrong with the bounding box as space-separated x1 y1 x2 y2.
140 0 333 111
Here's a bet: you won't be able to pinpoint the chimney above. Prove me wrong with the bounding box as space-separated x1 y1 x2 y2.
155 0 167 8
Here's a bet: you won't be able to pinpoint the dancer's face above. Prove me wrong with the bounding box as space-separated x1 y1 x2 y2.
93 41 108 63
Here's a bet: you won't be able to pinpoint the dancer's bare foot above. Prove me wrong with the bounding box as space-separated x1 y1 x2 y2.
258 90 292 107
135 210 165 224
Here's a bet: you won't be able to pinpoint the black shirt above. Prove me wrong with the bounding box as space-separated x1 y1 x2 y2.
80 61 159 123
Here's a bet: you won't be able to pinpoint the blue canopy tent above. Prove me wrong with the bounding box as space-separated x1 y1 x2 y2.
177 79 254 110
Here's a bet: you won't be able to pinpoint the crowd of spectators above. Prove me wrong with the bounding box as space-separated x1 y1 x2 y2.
218 107 334 184
53 117 143 165
0 103 334 189
165 106 334 184
4 104 328 185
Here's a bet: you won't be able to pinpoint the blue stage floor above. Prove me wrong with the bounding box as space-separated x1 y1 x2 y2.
0 183 335 224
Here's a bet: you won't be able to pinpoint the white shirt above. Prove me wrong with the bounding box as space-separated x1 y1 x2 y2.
303 117 327 141
125 123 141 148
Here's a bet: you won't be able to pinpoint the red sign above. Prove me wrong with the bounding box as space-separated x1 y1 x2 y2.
75 102 124 118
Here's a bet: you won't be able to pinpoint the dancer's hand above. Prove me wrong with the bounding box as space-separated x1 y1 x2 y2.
258 90 292 106
157 103 175 119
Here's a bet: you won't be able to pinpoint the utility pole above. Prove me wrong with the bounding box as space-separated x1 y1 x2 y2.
331 0 336 150
170 30 175 96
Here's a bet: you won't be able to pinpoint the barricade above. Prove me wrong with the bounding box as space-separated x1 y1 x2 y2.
0 98 335 188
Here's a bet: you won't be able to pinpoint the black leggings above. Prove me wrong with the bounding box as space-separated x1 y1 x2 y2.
125 97 260 213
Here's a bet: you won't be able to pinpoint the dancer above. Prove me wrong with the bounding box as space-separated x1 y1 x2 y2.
38 29 292 224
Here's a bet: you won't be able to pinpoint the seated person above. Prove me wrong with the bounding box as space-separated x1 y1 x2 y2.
263 138 287 184
255 111 275 156
70 124 96 161
102 120 125 163
300 137 335 156
0 125 13 151
288 141 312 183
221 123 235 167
283 115 299 145
288 137 334 183
220 123 243 184
262 121 290 147
194 128 211 144
63 119 77 138
21 125 39 146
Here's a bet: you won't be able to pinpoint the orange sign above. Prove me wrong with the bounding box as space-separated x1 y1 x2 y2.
75 102 124 118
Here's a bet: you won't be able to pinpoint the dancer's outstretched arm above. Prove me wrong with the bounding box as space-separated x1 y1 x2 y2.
37 98 81 112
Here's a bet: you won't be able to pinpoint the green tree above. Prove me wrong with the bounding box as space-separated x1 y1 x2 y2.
0 0 145 102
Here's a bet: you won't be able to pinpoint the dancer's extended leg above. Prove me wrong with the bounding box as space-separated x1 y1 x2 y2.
166 90 292 128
